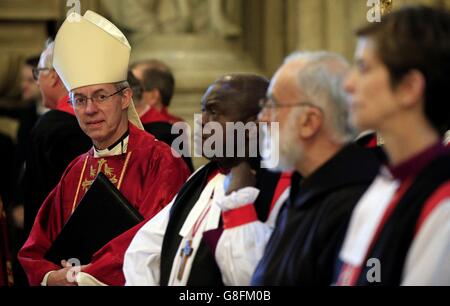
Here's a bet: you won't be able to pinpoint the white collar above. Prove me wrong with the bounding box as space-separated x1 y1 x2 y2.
94 135 129 158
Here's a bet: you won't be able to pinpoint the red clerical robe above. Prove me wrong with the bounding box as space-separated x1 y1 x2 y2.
140 107 183 125
19 123 190 286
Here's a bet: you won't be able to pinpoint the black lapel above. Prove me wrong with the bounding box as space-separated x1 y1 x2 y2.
160 162 216 285
293 144 380 209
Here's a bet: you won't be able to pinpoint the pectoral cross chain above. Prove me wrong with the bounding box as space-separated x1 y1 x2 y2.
177 239 193 281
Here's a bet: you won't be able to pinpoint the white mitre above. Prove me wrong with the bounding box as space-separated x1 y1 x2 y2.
53 10 143 130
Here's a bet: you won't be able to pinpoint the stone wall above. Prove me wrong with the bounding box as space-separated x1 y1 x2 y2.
0 0 447 159
284 0 448 64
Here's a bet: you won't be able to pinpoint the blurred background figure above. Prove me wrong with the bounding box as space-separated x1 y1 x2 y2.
23 39 91 242
0 196 14 286
12 56 45 223
2 55 48 287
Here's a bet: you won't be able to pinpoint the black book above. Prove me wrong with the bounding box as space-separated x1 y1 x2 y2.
45 172 144 265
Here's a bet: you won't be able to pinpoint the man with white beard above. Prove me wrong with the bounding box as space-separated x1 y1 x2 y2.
214 51 382 286
123 74 291 286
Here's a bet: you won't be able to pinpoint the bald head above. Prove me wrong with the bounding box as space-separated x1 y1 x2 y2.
39 39 55 70
269 59 309 104
199 74 269 167
203 74 269 122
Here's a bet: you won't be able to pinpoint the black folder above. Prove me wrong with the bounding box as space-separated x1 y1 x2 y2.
45 172 144 265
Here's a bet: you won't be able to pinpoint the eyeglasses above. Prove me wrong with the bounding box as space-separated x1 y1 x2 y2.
32 67 52 81
69 88 127 109
259 96 322 112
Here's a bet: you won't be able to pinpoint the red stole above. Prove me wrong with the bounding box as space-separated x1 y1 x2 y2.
70 152 132 214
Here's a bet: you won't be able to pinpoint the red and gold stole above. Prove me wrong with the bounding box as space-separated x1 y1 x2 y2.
70 152 133 213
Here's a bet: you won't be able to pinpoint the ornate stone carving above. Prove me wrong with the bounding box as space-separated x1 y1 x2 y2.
101 0 242 39
381 0 393 16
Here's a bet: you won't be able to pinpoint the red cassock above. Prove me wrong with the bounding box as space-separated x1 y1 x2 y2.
140 107 183 125
19 123 190 286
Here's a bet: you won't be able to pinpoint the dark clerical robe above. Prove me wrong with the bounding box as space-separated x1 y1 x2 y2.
251 144 381 286
124 162 290 286
23 96 92 235
0 198 14 286
0 133 14 207
19 123 190 286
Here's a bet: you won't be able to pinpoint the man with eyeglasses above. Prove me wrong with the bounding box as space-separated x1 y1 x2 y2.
210 51 381 286
19 10 190 286
23 39 92 236
123 74 291 286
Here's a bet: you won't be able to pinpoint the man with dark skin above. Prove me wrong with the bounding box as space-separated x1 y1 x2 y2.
124 74 291 286
213 52 381 286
